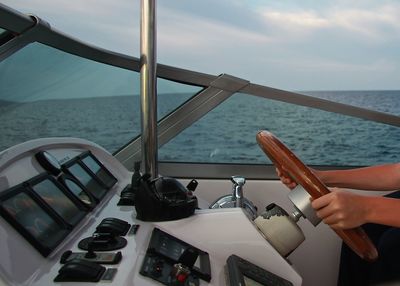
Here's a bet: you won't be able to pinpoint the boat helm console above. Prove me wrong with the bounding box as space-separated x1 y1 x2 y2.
0 137 302 286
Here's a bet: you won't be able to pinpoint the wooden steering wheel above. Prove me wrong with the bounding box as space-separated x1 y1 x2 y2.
256 130 378 262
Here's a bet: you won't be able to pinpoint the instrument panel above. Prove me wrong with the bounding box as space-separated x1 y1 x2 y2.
0 138 302 286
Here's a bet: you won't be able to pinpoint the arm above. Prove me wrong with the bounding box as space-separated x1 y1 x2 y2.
313 163 400 191
276 163 400 229
277 163 400 191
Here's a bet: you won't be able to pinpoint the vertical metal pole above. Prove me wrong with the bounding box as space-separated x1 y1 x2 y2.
140 0 158 178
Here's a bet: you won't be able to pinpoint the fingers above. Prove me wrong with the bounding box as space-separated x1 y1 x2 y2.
320 214 347 230
311 190 337 210
286 181 298 189
276 167 282 177
311 192 339 225
275 167 297 189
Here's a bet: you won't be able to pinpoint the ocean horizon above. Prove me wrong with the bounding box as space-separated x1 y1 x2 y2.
1 90 400 167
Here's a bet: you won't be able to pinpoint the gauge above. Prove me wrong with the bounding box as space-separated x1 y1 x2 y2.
35 151 62 176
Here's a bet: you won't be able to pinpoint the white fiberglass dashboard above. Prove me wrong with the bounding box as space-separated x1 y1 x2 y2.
0 138 302 286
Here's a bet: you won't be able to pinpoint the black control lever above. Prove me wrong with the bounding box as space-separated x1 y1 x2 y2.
85 241 97 259
78 232 127 252
186 179 198 193
131 161 141 190
92 232 116 246
96 219 130 236
118 161 141 206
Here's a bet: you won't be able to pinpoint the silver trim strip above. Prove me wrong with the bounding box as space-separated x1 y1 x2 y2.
243 84 400 127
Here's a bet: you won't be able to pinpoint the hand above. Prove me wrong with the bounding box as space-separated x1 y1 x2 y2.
276 167 297 190
311 188 368 229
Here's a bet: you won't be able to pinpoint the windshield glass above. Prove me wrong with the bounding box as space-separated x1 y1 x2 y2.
159 92 400 166
0 42 202 152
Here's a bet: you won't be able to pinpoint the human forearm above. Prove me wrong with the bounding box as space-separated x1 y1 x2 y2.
364 196 400 227
313 163 400 191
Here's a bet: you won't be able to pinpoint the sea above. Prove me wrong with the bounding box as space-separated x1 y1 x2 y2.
1 90 400 167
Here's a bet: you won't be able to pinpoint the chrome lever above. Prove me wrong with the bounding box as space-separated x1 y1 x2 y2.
231 175 246 208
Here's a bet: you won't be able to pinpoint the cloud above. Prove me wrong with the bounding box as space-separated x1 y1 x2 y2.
257 3 400 43
261 10 329 31
158 7 272 51
120 1 400 90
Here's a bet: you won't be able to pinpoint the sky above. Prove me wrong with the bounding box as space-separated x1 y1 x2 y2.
2 0 400 91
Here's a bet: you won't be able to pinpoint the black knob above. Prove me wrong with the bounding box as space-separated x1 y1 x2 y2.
266 203 276 211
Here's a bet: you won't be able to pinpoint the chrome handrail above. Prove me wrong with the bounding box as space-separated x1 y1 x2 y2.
140 0 158 178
